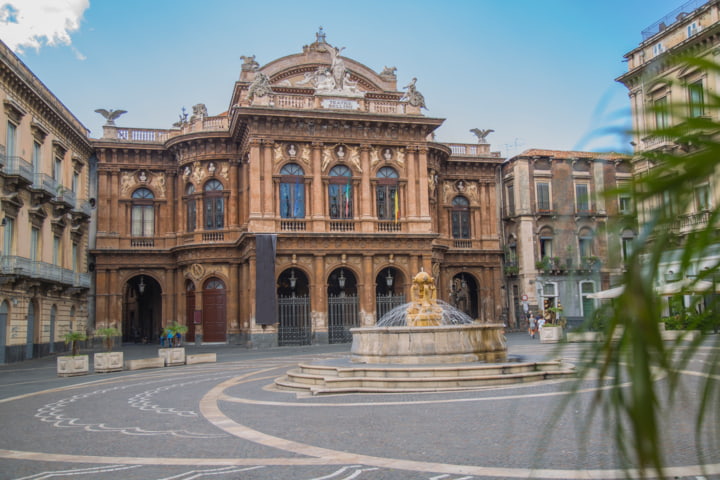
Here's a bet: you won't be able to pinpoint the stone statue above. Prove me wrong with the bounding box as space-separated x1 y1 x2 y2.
240 55 259 71
329 45 347 91
406 270 443 327
380 66 397 77
400 78 426 109
248 72 272 100
94 108 127 126
470 128 494 144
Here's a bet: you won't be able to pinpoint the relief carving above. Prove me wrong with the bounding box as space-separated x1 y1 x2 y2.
300 144 311 166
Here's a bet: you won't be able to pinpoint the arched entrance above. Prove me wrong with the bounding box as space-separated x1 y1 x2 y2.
185 281 196 343
202 278 227 343
375 267 406 323
0 300 7 364
26 301 36 359
277 268 311 346
123 275 162 344
449 273 478 319
327 268 358 343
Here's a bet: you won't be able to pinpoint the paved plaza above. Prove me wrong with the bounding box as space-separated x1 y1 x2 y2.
0 333 718 480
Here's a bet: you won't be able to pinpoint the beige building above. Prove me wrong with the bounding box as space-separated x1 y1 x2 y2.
501 149 631 330
0 40 93 362
617 0 720 305
91 31 505 347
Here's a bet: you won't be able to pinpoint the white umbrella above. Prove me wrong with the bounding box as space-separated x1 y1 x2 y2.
656 278 716 295
587 285 625 299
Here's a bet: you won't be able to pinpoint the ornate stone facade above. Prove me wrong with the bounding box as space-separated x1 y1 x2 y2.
91 33 504 347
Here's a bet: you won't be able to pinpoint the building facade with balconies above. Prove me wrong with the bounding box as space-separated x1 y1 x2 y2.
617 0 720 306
0 40 93 362
91 31 505 347
501 149 632 330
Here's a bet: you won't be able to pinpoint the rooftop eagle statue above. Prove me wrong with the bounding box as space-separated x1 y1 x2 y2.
470 128 494 143
94 108 127 126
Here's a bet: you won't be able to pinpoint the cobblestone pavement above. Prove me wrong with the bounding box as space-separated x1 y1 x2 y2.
0 333 718 480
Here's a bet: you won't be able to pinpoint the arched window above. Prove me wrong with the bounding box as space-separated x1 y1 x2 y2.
279 163 305 218
578 227 594 259
451 196 470 239
376 167 399 220
131 188 154 237
329 165 353 219
185 183 196 232
204 179 224 230
538 226 553 258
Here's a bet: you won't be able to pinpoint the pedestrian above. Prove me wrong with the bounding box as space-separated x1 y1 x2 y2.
528 314 537 339
537 313 546 337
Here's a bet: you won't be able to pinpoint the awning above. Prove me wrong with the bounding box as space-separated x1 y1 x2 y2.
656 278 717 296
587 285 625 299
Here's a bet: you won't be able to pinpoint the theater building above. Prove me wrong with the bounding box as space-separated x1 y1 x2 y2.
91 31 505 347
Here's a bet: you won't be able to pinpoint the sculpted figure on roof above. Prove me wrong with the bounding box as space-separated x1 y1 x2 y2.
248 72 272 100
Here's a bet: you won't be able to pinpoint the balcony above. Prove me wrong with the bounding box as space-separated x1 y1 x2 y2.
2 156 33 185
672 210 711 234
0 255 90 289
377 221 402 232
29 172 58 203
280 219 307 232
329 220 356 232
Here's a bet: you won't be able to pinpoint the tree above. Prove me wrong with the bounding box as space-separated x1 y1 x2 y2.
573 56 720 477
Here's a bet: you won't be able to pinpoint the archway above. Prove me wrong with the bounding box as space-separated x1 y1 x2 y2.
277 268 311 346
202 278 227 343
375 267 406 323
185 281 197 343
450 273 478 319
327 268 358 343
123 275 162 344
0 300 7 364
26 301 36 359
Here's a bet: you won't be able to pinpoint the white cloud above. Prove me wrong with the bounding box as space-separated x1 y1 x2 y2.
0 0 89 57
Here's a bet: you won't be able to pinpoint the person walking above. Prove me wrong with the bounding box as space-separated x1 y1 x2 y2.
528 314 537 339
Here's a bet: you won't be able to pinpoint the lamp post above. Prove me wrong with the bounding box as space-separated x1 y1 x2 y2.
289 269 297 297
138 276 146 296
385 268 394 295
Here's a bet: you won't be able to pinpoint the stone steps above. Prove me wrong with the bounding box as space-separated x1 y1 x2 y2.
274 361 575 395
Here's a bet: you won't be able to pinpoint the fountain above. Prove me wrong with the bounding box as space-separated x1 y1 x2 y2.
349 270 506 364
274 271 575 395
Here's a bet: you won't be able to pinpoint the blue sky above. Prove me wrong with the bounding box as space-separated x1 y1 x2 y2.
3 0 686 157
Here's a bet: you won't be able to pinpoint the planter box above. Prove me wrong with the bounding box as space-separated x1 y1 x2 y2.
94 351 124 373
540 326 563 344
159 347 186 366
57 355 89 377
186 353 216 365
566 331 600 342
125 357 165 371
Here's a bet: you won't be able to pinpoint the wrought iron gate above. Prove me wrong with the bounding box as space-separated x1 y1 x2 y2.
278 295 311 346
376 294 406 323
328 294 359 343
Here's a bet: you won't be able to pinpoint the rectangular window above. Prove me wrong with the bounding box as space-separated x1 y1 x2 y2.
687 22 698 37
6 122 17 157
536 183 550 211
695 183 710 211
54 156 62 183
539 236 553 258
689 80 705 118
72 171 79 193
72 243 78 272
619 195 632 214
506 184 515 216
575 184 590 212
3 217 13 255
32 142 41 173
30 227 39 262
622 236 633 261
53 235 61 266
655 96 669 129
652 42 664 56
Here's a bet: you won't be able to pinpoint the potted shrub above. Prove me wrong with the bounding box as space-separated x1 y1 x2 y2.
540 304 565 344
159 322 189 366
57 331 89 376
94 326 124 373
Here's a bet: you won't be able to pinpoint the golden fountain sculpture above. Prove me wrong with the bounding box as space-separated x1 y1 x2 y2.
405 270 444 327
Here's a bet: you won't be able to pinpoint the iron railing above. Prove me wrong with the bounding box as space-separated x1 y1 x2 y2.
0 255 90 288
328 294 359 343
278 295 311 346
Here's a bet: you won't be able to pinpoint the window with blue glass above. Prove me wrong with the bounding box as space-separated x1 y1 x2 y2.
279 163 305 218
329 165 353 219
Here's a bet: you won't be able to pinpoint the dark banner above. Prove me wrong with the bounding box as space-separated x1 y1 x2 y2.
255 234 277 325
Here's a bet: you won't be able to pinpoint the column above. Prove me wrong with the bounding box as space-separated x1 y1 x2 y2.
405 146 418 219
228 160 240 227
248 139 262 220
361 254 374 325
359 145 372 224
313 254 327 331
311 143 324 227
417 146 431 224
228 263 239 332
262 140 274 218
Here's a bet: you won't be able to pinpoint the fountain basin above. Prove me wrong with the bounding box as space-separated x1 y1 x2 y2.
350 323 506 364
